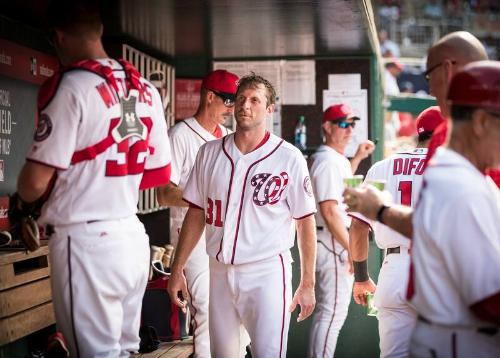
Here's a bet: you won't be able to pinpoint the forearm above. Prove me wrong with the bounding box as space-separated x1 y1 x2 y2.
17 162 55 202
156 183 188 207
171 208 205 272
320 201 349 250
349 218 370 262
295 215 317 287
470 292 500 325
350 156 362 174
380 205 413 239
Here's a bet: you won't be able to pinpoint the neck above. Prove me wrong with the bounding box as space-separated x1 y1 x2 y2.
448 127 485 172
194 109 220 134
325 139 345 154
234 126 267 154
61 40 108 66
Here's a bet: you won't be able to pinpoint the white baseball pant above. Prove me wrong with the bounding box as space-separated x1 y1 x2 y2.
374 248 417 357
308 233 353 358
48 216 149 357
209 253 292 358
181 235 211 358
410 320 500 358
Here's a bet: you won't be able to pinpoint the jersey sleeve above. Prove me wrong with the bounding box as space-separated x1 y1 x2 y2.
182 144 206 209
140 88 172 189
287 153 316 219
438 194 500 305
311 158 343 204
168 126 186 186
27 80 81 169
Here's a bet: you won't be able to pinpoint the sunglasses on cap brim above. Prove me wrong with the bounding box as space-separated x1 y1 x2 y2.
211 90 235 107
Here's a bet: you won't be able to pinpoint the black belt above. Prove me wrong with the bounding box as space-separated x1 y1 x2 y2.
418 316 498 336
45 224 55 236
45 220 101 237
386 247 401 255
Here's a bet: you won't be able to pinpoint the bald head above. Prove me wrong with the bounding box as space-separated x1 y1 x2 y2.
429 31 488 65
426 31 488 117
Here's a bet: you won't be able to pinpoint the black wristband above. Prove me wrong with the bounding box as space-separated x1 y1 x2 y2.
376 204 390 224
353 260 369 282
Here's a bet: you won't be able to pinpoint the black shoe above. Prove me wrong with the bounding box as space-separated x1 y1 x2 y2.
139 326 160 353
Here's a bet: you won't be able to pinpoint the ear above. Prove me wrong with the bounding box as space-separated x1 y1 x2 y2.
322 122 332 135
53 29 65 45
266 103 275 115
443 59 455 83
471 109 488 137
206 91 215 104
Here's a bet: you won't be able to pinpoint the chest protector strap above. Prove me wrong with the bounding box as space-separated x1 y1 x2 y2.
66 59 151 165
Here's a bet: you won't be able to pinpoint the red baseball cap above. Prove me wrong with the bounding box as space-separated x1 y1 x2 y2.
385 57 404 71
415 106 445 135
201 70 239 100
447 60 500 111
323 104 360 123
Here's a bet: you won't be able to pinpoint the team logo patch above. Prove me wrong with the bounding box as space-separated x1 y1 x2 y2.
34 114 53 142
303 176 313 197
251 172 289 206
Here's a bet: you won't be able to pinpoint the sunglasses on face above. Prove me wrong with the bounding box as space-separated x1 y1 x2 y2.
336 120 356 129
212 91 235 107
424 60 457 81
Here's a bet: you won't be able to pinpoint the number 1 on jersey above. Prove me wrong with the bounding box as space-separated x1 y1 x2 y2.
398 181 413 206
206 198 223 227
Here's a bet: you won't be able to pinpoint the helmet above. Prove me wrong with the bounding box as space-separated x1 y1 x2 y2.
447 60 500 111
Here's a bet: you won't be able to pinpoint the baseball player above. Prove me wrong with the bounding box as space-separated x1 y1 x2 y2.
341 31 497 241
157 69 239 358
411 61 500 356
307 104 375 357
168 73 317 358
15 1 171 356
344 61 500 357
349 106 445 358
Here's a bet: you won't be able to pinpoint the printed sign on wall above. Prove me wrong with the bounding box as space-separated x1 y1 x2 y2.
0 39 58 197
175 79 202 121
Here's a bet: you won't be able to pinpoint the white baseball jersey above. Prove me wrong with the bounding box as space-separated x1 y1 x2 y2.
349 148 427 358
28 59 171 226
183 132 316 265
412 148 500 327
350 148 427 249
33 59 171 356
309 145 352 250
308 144 354 357
168 116 233 358
169 117 231 239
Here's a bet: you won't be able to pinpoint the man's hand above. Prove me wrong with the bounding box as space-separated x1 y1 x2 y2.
353 279 376 306
354 140 375 161
167 269 189 313
289 282 316 322
343 185 388 220
350 140 375 173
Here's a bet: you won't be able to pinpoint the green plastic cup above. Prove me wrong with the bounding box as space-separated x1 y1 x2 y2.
366 179 386 191
343 175 364 188
366 292 378 317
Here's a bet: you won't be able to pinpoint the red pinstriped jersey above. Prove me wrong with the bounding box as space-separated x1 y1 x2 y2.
28 59 171 226
168 117 231 239
183 132 316 265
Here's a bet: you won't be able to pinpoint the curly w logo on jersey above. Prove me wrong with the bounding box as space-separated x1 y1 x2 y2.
251 172 289 206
